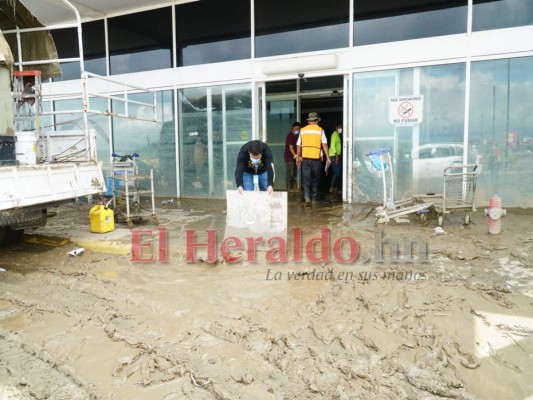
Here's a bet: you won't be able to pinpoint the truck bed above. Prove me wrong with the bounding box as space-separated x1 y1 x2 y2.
0 162 105 211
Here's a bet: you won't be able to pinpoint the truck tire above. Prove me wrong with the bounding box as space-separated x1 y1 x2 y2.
0 227 25 246
0 227 7 246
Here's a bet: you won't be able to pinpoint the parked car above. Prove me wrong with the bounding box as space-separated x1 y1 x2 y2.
411 143 463 179
408 143 481 192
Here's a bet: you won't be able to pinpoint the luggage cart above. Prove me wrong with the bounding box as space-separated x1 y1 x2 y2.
367 148 433 224
415 164 478 226
111 153 158 228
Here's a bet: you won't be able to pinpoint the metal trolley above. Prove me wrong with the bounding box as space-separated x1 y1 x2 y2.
111 153 158 228
367 148 433 224
415 164 478 226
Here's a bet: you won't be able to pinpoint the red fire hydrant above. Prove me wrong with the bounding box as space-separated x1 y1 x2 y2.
484 195 506 235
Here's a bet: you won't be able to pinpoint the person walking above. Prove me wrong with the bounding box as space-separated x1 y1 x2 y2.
235 140 274 194
329 122 343 193
296 112 331 206
284 121 301 191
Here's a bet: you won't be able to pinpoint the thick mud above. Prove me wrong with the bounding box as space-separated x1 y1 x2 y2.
0 196 531 399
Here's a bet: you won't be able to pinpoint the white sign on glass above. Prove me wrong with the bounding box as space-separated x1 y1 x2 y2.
388 95 424 126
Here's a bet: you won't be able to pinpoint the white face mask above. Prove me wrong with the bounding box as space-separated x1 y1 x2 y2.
294 130 300 135
250 157 261 166
338 128 343 134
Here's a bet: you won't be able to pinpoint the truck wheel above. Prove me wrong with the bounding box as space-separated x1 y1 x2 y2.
0 227 24 246
9 228 24 243
0 227 8 246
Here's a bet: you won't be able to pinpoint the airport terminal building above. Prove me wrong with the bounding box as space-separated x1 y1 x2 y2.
12 0 533 206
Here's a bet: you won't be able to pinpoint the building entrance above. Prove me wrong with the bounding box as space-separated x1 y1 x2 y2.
264 75 344 194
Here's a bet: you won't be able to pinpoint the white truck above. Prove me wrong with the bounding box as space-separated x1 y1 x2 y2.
0 0 156 245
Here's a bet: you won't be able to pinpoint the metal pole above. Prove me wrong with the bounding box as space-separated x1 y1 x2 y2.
492 85 495 145
505 60 510 156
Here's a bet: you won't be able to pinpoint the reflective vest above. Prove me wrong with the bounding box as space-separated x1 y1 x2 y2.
300 124 323 159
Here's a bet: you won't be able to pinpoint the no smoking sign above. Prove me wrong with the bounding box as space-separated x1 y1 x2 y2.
388 95 424 126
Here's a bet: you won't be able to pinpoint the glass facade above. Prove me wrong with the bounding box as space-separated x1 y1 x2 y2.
108 7 173 75
175 0 251 66
469 57 533 207
178 84 252 198
266 95 297 191
111 90 175 196
47 0 533 80
36 1 533 206
52 20 106 80
51 98 111 171
354 1 467 46
473 0 533 31
352 64 466 201
255 0 349 57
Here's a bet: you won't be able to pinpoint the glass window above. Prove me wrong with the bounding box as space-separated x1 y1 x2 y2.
178 84 252 198
266 97 297 191
469 57 533 207
354 1 467 46
108 8 173 75
51 20 106 81
300 75 343 93
352 64 466 202
255 0 349 58
52 97 111 171
112 90 176 196
266 80 297 95
419 147 433 159
473 0 533 31
176 0 250 66
434 146 451 157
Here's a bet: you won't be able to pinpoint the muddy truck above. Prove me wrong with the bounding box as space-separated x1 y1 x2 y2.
0 0 156 245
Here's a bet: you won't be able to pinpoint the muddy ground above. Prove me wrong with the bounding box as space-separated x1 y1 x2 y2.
0 195 531 400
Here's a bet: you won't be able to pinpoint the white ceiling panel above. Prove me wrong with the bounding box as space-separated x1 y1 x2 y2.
18 0 197 25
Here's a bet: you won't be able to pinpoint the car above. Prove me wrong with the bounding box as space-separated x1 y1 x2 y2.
411 143 463 179
408 143 481 192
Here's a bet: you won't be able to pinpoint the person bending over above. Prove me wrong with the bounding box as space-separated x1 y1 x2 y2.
235 140 274 194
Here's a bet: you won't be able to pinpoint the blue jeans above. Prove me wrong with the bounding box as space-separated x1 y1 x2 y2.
243 171 268 191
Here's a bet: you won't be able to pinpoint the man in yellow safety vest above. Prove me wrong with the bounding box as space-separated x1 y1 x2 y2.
296 112 331 207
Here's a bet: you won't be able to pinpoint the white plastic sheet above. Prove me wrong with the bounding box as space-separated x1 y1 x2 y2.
225 190 287 240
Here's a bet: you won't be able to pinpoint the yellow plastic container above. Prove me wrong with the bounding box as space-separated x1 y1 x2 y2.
90 205 115 233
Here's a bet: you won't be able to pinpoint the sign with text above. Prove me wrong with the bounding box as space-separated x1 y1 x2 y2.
225 189 287 237
388 95 424 126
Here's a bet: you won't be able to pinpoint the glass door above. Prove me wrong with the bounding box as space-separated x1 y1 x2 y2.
266 97 298 191
350 71 397 202
263 77 346 193
178 84 252 198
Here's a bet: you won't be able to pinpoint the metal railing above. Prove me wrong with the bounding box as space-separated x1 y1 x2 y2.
4 0 157 163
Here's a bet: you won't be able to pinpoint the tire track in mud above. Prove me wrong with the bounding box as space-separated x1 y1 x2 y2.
0 268 165 398
0 330 98 400
110 278 481 400
0 214 530 399
2 271 479 399
0 265 251 399
0 268 163 344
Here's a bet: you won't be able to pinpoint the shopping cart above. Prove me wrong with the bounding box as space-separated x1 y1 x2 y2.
414 164 478 226
367 148 433 224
